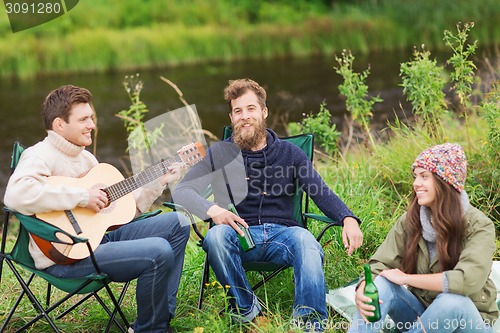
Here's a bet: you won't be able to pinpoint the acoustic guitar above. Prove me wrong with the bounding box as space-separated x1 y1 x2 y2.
33 142 205 265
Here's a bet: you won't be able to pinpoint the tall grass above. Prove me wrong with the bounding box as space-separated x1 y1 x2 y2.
1 1 500 78
1 111 498 332
3 108 495 332
1 14 499 333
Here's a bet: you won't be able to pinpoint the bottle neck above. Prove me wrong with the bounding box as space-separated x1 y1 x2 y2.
364 264 373 284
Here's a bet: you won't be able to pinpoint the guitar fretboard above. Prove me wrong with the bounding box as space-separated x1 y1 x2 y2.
105 155 183 202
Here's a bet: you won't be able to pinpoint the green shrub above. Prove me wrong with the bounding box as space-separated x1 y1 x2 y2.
288 102 341 157
335 50 383 151
400 46 447 140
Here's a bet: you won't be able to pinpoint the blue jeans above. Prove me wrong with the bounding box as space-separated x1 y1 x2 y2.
45 212 191 333
348 276 493 333
202 223 327 330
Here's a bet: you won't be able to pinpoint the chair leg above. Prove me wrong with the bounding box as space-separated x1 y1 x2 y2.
56 292 94 320
3 264 60 333
0 255 5 286
0 211 11 286
46 282 52 307
0 272 33 332
197 254 210 309
85 243 129 332
100 282 130 332
104 281 131 333
251 266 287 291
23 279 101 333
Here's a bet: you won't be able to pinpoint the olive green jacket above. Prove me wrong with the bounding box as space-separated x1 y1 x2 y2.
369 207 498 324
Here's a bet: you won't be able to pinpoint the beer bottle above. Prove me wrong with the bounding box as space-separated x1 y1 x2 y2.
228 203 255 252
363 263 381 322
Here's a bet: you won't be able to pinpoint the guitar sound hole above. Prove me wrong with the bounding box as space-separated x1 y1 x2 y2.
99 201 115 213
90 183 115 213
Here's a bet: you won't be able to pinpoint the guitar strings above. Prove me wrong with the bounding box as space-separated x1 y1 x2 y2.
105 150 200 201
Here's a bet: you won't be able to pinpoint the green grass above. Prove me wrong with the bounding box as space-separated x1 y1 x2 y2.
1 0 500 78
2 5 499 328
2 110 497 332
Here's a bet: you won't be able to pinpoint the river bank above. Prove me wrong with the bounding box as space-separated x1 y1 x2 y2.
1 0 499 79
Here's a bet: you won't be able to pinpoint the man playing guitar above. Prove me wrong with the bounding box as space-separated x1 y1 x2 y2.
4 85 189 333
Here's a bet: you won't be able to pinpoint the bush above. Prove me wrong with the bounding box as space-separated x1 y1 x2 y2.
288 102 341 157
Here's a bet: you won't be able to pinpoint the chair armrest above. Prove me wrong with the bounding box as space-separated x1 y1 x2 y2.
163 201 181 211
12 211 88 245
163 202 196 224
163 201 204 241
133 209 162 221
304 212 342 226
304 212 343 243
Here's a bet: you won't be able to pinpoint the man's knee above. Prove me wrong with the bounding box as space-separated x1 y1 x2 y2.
178 219 191 239
157 212 191 240
289 228 323 256
203 225 236 251
148 238 174 268
176 213 191 228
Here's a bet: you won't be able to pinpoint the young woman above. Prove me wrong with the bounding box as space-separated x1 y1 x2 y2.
348 143 498 333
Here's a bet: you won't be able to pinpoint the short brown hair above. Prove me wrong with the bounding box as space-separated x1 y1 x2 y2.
41 85 93 130
223 78 267 111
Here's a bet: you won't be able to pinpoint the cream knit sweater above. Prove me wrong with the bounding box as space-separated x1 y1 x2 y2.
4 131 165 269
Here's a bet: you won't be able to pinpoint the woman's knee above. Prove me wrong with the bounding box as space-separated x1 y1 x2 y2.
373 276 399 300
431 293 476 313
374 275 391 288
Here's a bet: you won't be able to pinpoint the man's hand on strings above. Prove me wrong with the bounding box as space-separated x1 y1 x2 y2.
160 162 185 186
86 188 108 212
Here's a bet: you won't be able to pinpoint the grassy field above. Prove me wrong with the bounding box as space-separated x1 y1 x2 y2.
1 0 500 78
1 10 499 331
1 110 498 332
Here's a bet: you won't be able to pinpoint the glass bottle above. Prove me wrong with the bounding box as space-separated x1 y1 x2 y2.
228 203 255 252
363 263 381 322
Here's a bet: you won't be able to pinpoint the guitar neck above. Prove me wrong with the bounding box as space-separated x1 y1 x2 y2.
105 155 183 202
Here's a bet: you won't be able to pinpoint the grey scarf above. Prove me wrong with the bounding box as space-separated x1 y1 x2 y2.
420 190 471 260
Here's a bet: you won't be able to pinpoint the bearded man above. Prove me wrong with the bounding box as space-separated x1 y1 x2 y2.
172 78 363 332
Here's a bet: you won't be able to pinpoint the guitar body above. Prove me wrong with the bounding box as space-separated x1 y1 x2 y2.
35 163 136 264
32 141 206 265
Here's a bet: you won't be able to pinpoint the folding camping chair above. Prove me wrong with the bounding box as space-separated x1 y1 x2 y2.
166 126 344 309
0 142 131 332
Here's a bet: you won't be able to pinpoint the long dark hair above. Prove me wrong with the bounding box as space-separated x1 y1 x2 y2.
401 174 465 273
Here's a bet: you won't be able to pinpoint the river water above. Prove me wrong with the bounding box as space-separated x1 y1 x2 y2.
0 49 496 200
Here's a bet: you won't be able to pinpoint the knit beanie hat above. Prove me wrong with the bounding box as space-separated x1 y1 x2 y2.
412 143 467 192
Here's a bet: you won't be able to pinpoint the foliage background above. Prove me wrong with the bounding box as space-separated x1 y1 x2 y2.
0 1 499 332
0 0 500 78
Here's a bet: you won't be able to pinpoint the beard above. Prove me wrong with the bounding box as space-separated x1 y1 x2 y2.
232 116 267 151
